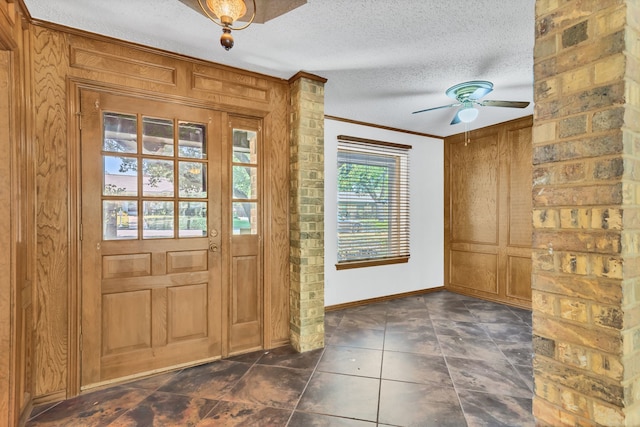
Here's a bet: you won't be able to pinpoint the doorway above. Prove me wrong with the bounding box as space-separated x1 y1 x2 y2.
79 90 263 387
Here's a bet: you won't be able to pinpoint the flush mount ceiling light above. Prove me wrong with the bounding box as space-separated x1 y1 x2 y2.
197 0 256 51
457 104 479 123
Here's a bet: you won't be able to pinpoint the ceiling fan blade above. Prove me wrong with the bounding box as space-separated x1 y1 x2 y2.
481 100 530 108
469 86 493 100
412 103 460 114
450 109 462 125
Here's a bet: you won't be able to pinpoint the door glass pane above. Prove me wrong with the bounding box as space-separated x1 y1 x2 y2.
179 202 207 237
233 202 257 235
179 122 206 159
179 162 207 198
142 117 174 156
103 112 137 153
233 165 257 199
142 159 174 197
233 129 257 164
103 200 138 240
103 156 138 196
143 201 174 239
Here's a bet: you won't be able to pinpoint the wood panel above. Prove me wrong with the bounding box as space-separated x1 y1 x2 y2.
168 284 208 342
70 46 177 86
0 48 13 426
1 3 38 423
508 126 533 248
102 253 152 279
449 250 498 294
445 117 533 308
102 291 152 355
167 250 208 273
32 25 71 398
450 134 499 245
507 256 533 301
263 84 290 347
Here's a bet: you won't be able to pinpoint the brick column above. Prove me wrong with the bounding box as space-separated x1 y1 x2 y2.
289 72 326 352
532 1 640 425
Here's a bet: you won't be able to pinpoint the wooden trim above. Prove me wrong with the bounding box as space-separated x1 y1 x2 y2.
326 115 443 140
27 19 288 85
67 80 82 398
31 389 67 406
447 115 534 140
0 4 17 49
335 256 409 270
337 134 412 150
325 286 445 311
288 70 327 84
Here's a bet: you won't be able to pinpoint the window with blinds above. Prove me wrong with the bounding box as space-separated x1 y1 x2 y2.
336 135 411 269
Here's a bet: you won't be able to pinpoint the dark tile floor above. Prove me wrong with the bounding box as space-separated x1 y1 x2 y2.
26 291 534 426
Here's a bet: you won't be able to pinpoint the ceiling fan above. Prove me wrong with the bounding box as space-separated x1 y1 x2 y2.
412 80 530 125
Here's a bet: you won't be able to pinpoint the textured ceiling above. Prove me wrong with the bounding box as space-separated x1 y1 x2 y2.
22 0 534 137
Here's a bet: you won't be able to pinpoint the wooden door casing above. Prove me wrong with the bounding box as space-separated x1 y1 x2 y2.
80 90 224 387
444 117 533 308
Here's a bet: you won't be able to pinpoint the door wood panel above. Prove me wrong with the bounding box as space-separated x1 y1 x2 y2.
80 90 224 387
445 117 533 308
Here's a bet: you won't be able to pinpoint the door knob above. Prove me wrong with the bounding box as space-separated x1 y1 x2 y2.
209 242 218 253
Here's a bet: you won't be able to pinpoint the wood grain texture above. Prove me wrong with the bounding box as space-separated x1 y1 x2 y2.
0 48 13 427
507 256 532 300
32 26 70 397
449 133 499 245
449 250 498 294
445 117 533 308
508 125 533 248
263 84 290 347
70 46 177 85
26 20 291 400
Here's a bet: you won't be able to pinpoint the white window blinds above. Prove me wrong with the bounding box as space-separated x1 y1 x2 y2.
337 135 411 267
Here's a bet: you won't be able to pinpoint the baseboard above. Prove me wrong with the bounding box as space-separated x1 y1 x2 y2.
325 286 445 312
31 389 66 407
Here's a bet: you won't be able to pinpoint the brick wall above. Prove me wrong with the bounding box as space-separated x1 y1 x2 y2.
532 0 640 425
289 72 326 352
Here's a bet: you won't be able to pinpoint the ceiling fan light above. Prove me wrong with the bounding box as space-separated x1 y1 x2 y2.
458 107 479 123
205 0 247 23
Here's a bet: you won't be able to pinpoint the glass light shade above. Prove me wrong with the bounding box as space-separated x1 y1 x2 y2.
205 0 247 21
458 107 479 123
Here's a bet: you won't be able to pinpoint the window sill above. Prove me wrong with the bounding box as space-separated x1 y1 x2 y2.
335 256 409 270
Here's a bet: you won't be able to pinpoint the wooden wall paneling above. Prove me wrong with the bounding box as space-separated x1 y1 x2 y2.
449 133 500 245
25 21 291 401
445 117 533 308
263 84 290 347
19 12 37 423
32 26 71 400
507 123 533 248
1 1 37 424
505 119 533 304
449 250 499 294
0 48 13 427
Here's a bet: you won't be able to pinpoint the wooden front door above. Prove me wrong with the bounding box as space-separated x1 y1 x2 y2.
80 90 224 387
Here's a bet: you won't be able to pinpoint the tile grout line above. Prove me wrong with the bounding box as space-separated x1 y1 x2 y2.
196 353 268 422
426 299 471 427
284 345 327 426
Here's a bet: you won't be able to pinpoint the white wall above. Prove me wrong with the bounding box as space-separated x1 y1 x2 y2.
324 119 444 306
